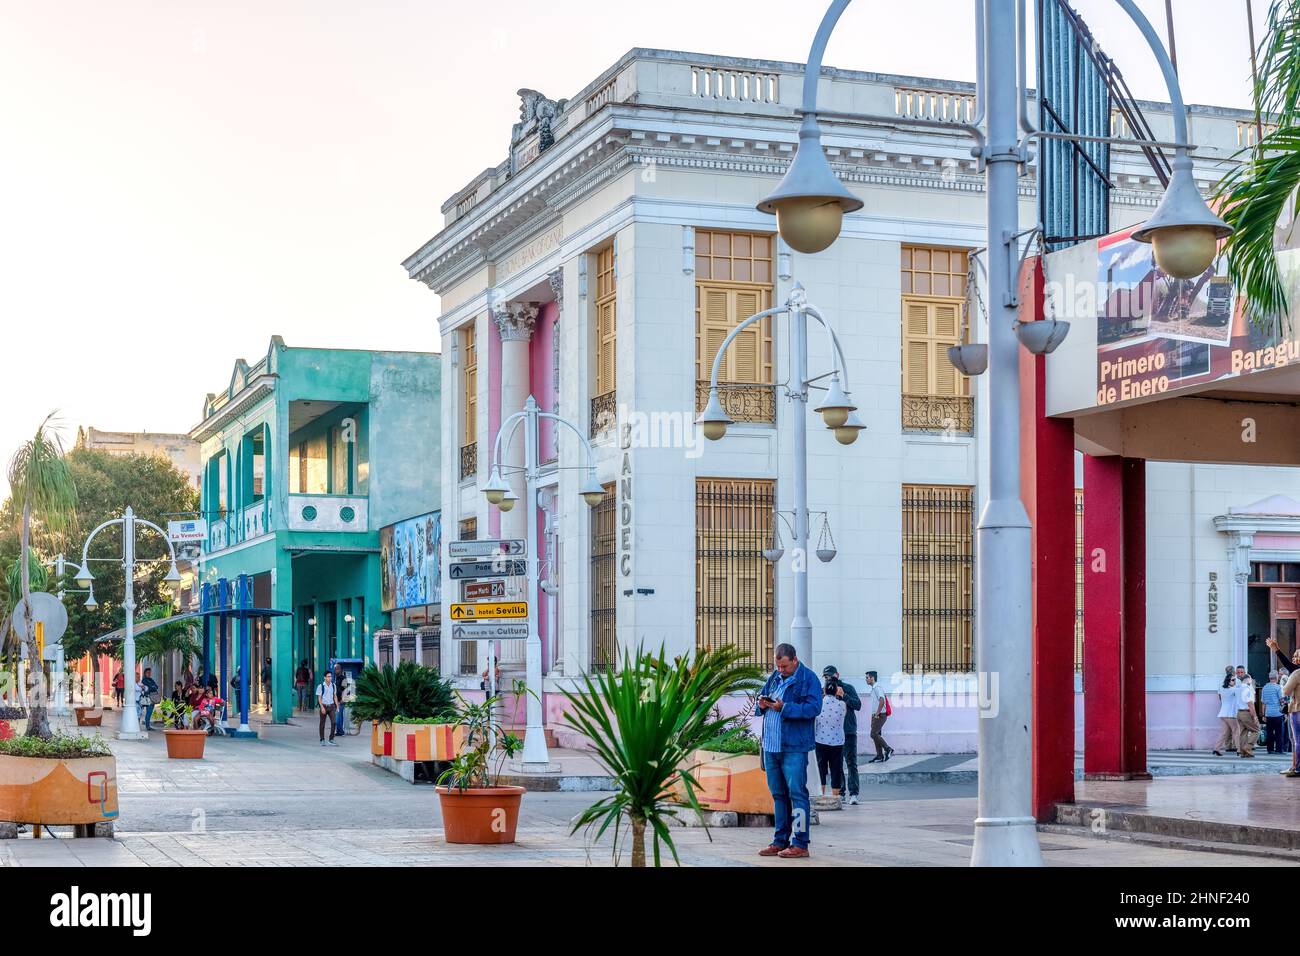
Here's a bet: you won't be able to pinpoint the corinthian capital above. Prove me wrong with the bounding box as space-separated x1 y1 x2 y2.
493 302 540 342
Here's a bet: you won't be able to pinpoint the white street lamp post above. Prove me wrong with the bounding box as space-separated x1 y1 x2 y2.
760 0 1231 866
483 395 604 768
72 506 182 740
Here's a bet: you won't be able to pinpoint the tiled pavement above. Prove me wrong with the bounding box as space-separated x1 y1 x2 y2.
2 708 1293 866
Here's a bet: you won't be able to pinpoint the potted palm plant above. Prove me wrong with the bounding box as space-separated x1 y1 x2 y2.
435 692 524 844
562 644 762 867
157 699 206 759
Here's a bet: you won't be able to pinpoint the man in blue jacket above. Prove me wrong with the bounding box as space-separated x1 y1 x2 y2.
757 643 823 859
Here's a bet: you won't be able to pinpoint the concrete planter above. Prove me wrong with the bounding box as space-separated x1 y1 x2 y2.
391 722 464 761
370 721 395 756
0 753 117 826
0 718 28 740
163 729 207 759
74 707 102 727
437 785 524 844
671 749 773 816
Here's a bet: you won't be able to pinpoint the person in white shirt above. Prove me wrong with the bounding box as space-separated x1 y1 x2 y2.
1214 673 1240 756
1235 665 1259 758
814 678 848 799
316 671 339 747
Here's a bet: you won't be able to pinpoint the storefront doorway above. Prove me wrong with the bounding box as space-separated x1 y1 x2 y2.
1247 562 1300 681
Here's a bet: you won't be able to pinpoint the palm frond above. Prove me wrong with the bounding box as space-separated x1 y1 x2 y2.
7 413 78 541
1257 0 1300 130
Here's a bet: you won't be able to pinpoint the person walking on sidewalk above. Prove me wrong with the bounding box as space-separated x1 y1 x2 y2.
865 671 893 763
112 670 125 708
821 665 861 804
814 676 847 801
756 643 822 860
1236 665 1259 758
1263 671 1285 754
1268 637 1300 775
317 670 339 746
295 659 310 711
1214 673 1239 756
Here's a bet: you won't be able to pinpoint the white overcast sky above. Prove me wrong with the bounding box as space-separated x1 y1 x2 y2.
0 0 1268 498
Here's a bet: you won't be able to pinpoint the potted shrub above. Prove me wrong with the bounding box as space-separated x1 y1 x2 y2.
562 644 761 867
158 699 206 759
0 706 28 740
435 693 525 844
0 733 116 833
352 661 454 757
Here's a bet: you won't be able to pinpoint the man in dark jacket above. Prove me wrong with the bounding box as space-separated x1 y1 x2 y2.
822 665 862 804
757 643 823 859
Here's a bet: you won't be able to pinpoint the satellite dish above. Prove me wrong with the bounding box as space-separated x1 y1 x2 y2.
10 591 69 647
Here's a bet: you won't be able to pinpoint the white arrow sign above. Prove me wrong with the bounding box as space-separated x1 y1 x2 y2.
449 539 525 559
451 622 530 641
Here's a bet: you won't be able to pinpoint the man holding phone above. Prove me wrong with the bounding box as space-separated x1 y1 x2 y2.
757 643 823 859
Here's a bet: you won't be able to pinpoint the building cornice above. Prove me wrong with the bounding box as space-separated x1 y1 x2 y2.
190 375 277 443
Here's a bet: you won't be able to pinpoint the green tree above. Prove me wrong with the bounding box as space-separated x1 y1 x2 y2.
5 415 78 739
56 448 199 706
1214 0 1300 325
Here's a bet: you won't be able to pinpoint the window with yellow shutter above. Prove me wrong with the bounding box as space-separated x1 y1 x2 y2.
590 482 617 670
694 231 776 425
590 245 617 437
459 325 477 480
901 484 974 672
901 245 974 433
696 477 776 668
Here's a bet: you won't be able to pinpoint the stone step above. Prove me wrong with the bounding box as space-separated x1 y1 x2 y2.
502 726 559 748
1053 801 1300 854
1040 821 1300 862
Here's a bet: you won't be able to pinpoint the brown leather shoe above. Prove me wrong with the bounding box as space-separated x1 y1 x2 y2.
758 844 787 857
777 846 810 859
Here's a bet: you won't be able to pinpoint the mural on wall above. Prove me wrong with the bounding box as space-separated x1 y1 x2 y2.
380 511 442 611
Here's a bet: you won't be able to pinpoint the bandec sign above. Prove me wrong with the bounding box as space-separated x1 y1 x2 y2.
167 519 207 543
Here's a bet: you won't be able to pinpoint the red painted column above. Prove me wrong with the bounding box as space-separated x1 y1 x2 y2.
1082 454 1149 779
1019 258 1078 821
1121 458 1149 778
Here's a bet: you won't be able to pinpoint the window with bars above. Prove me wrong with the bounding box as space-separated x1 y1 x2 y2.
590 482 617 670
901 484 974 672
591 245 617 437
901 245 973 433
460 325 477 479
696 477 776 669
695 231 775 424
1075 488 1084 672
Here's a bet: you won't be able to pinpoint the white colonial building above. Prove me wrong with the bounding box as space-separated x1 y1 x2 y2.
403 47 1287 751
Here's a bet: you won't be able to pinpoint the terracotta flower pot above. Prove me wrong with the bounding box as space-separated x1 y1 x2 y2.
437 785 525 844
163 728 207 759
74 707 102 727
0 753 117 825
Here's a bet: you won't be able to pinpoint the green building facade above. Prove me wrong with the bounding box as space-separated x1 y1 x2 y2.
191 336 440 723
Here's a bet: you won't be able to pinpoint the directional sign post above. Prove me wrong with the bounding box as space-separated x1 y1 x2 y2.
462 580 506 601
451 622 530 641
449 601 528 622
449 539 525 559
449 559 527 580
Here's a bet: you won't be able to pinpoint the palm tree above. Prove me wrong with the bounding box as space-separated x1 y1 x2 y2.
1213 0 1300 326
562 644 762 867
6 415 78 738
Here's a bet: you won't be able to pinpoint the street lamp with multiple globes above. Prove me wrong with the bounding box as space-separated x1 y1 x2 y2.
482 394 604 767
72 506 182 739
755 0 1231 866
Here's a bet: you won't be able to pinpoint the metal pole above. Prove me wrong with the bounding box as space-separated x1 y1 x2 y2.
1163 0 1178 74
521 396 549 767
1246 0 1264 146
971 0 1042 866
789 301 812 665
119 507 143 738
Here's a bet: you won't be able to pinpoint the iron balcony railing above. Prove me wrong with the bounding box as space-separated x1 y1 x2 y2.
902 394 974 434
694 381 776 425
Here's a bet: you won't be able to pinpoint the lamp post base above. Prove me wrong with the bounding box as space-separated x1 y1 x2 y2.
116 730 148 741
970 816 1045 867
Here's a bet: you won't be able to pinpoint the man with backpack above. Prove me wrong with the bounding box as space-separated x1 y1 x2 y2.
865 670 894 763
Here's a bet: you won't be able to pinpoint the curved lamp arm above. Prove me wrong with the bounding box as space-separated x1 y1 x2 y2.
538 412 601 474
705 305 788 391
79 517 123 569
489 410 528 473
1112 0 1188 151
134 518 181 564
803 304 852 392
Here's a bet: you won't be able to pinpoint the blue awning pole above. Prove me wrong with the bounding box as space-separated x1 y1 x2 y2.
238 613 251 733
219 615 229 726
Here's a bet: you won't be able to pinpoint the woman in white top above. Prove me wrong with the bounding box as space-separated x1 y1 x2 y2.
1215 674 1240 756
814 681 848 797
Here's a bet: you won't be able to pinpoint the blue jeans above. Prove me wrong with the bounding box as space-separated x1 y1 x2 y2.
335 704 347 735
143 702 155 729
764 749 811 849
